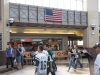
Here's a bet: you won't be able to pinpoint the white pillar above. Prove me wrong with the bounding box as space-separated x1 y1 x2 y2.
0 0 10 50
83 0 99 47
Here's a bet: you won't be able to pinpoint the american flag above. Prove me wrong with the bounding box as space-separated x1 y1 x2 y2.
45 8 62 22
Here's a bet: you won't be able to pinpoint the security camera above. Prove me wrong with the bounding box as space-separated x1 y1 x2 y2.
92 32 94 35
91 24 96 30
9 30 12 33
8 18 14 26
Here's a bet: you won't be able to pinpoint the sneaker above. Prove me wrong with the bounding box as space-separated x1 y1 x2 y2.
67 70 69 72
80 66 83 69
74 69 76 72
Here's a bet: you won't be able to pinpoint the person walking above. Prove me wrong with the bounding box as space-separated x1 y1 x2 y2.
74 45 83 71
6 44 14 70
21 44 25 68
67 46 76 72
44 44 56 75
93 43 100 75
34 45 48 75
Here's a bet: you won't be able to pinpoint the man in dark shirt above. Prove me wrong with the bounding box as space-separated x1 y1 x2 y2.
6 44 14 70
16 44 22 69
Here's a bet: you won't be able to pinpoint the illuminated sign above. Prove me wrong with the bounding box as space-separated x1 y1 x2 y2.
32 39 42 42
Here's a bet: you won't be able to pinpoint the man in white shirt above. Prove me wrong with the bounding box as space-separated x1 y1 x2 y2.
34 45 48 75
21 44 25 68
93 43 100 75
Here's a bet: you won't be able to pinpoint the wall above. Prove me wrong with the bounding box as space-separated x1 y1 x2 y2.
0 51 6 66
0 0 10 50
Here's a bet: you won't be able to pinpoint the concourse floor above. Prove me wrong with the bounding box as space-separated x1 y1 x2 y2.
1 65 90 75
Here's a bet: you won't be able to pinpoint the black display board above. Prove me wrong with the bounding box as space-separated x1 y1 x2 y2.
0 33 2 50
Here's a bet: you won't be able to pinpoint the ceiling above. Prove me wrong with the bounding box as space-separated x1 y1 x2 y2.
10 27 83 36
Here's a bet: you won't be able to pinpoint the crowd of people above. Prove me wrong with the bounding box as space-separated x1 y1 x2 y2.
6 43 100 75
67 45 93 72
5 43 57 75
6 43 25 70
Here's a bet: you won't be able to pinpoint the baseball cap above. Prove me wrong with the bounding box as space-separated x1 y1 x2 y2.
97 43 100 47
93 43 100 49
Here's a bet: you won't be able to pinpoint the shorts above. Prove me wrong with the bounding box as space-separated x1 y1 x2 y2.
35 72 46 75
16 56 21 63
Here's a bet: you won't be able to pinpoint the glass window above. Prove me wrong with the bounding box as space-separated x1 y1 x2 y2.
57 0 64 9
71 0 76 10
83 0 87 11
9 0 86 11
9 0 16 3
99 0 100 11
43 0 49 7
26 0 34 5
63 0 71 9
76 0 83 11
77 40 83 45
16 0 26 4
50 0 57 8
34 0 43 6
99 5 100 12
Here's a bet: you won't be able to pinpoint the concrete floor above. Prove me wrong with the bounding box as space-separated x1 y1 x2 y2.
0 59 90 75
0 65 90 75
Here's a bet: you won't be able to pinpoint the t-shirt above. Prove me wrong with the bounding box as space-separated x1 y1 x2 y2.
82 50 88 53
34 53 48 73
42 50 48 56
6 48 14 57
94 53 100 75
48 49 55 69
35 50 49 58
21 47 25 53
70 49 75 57
16 48 22 56
35 50 48 55
76 49 81 58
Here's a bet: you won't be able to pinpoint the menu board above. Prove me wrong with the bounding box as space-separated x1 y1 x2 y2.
0 33 2 50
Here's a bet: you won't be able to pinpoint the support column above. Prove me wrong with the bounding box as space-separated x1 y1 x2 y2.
83 0 99 48
0 0 10 50
62 37 68 50
72 40 74 46
74 40 78 45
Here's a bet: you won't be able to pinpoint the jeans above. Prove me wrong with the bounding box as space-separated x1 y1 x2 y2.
21 55 24 67
75 58 83 69
6 57 13 68
47 68 56 75
68 56 75 70
16 56 21 63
